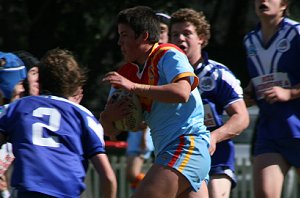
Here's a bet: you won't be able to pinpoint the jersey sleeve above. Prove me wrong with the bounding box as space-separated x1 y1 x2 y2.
160 49 199 90
81 113 106 158
213 68 243 108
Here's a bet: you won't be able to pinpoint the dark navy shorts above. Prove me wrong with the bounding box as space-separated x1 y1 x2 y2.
209 166 237 188
254 137 300 168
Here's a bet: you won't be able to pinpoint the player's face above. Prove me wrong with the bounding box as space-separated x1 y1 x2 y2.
158 23 169 44
118 24 143 63
170 22 204 62
27 67 39 96
255 0 287 19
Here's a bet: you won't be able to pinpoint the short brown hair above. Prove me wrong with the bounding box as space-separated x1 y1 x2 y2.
117 6 160 44
39 48 86 98
170 8 211 48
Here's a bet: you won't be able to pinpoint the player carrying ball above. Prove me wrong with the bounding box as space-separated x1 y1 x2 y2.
100 6 210 198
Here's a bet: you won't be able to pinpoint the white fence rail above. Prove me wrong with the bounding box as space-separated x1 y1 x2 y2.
81 144 299 198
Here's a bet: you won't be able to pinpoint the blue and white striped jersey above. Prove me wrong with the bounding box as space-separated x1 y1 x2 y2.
195 52 243 130
195 52 243 170
244 17 300 139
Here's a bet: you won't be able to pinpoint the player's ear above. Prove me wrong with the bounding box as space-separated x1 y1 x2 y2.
142 32 149 41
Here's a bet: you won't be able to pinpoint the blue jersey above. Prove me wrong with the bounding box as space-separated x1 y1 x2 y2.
195 52 243 170
244 17 300 139
0 95 105 197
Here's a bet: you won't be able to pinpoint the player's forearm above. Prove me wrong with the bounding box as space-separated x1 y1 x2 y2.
132 79 191 103
91 154 117 198
290 84 300 100
101 178 117 198
214 115 249 143
212 104 249 143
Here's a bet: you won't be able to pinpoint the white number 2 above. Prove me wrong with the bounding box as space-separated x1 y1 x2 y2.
32 107 60 147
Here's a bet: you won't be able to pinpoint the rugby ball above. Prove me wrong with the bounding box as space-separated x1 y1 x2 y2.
109 89 143 132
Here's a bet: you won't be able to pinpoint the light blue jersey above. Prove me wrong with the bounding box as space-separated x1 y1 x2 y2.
0 95 105 198
141 44 209 156
117 43 211 191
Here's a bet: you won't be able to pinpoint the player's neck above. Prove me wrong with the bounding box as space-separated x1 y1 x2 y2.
260 16 283 45
136 43 154 66
189 53 202 69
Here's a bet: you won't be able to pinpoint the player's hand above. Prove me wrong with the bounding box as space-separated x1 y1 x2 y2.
102 72 135 92
243 83 256 107
263 86 291 104
0 175 8 190
105 97 132 122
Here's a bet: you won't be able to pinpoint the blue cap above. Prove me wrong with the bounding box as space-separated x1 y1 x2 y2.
0 52 27 99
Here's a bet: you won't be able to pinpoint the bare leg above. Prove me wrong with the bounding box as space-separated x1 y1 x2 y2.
132 164 192 198
253 153 290 198
208 175 231 198
178 180 209 198
126 155 145 182
126 155 145 191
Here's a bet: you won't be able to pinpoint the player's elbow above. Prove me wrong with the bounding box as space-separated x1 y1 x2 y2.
236 114 250 135
173 78 192 103
177 92 190 103
241 114 250 131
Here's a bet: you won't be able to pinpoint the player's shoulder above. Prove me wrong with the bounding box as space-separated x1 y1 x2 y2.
54 96 94 116
207 59 227 68
202 59 237 82
284 17 300 27
38 95 95 117
243 29 256 43
283 17 300 34
158 43 182 51
117 63 139 75
153 43 185 58
117 63 141 82
206 59 231 74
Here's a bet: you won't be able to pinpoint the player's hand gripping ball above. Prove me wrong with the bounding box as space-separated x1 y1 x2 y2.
109 89 143 132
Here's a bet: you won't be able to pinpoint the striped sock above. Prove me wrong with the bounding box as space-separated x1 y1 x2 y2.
130 173 145 191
